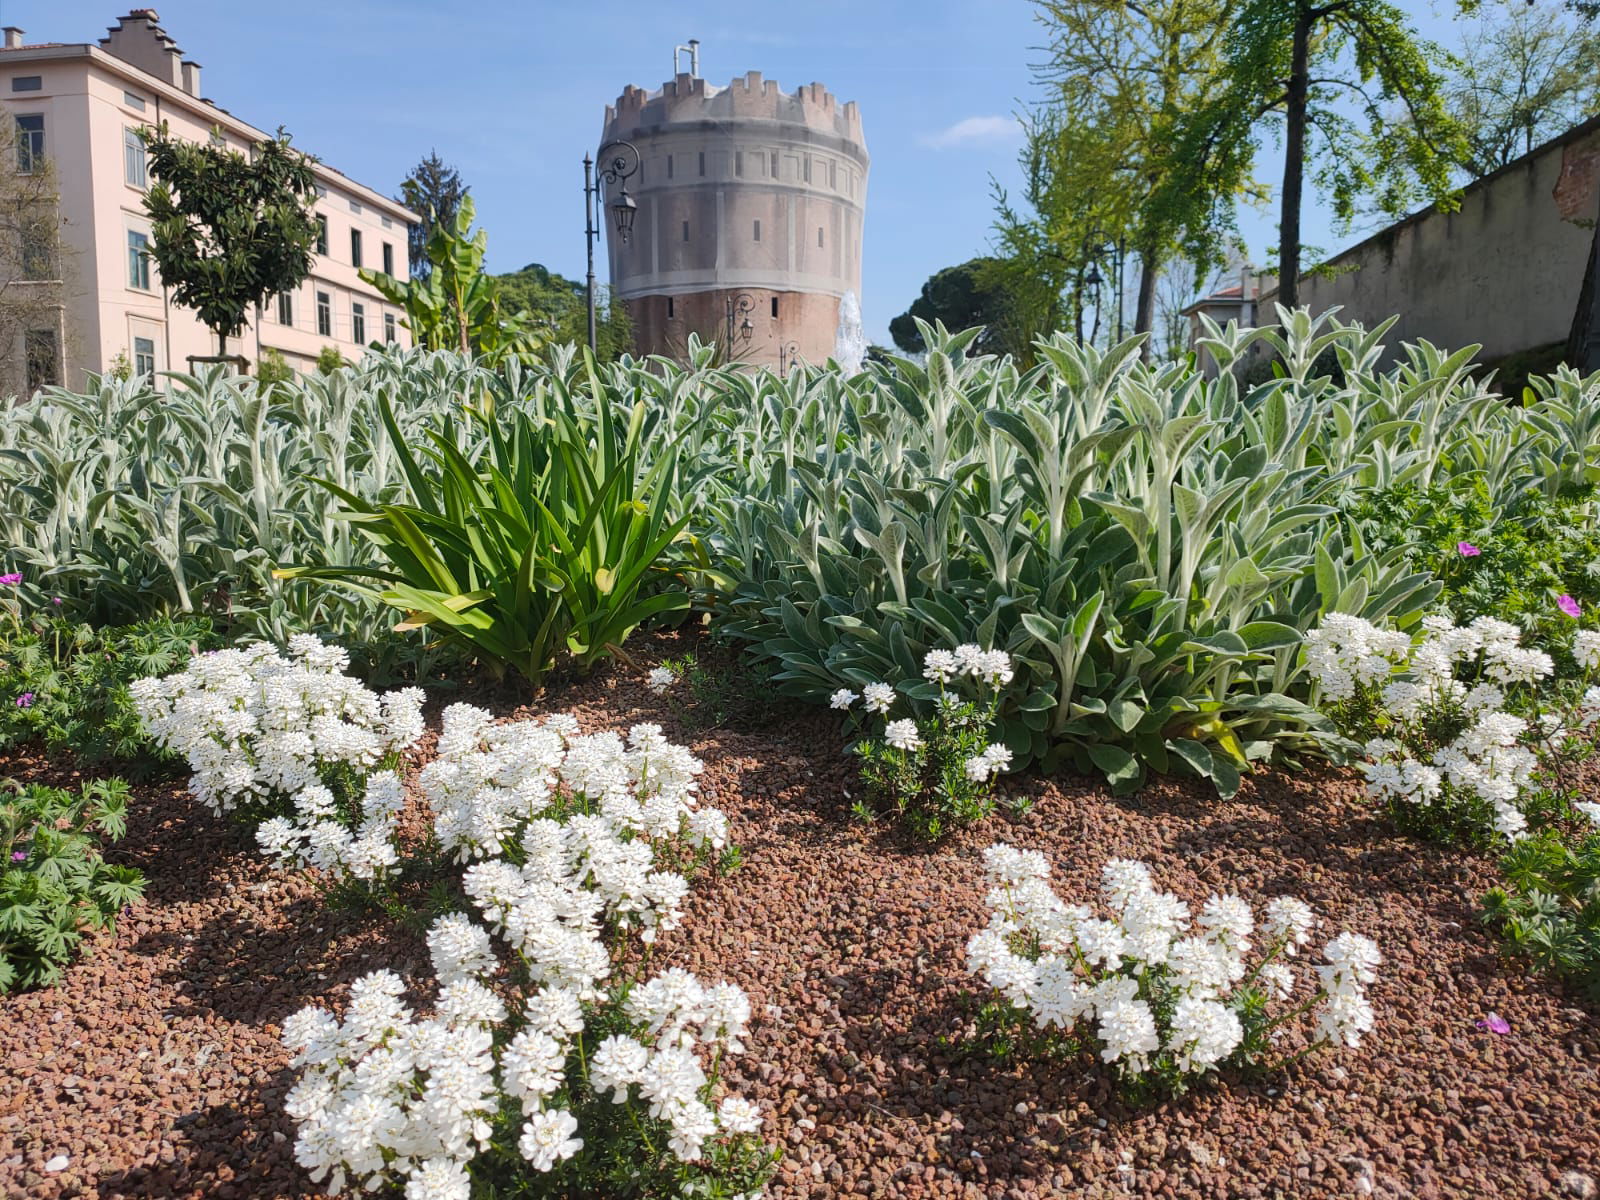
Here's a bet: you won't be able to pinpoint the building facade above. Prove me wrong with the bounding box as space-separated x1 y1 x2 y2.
0 9 416 396
599 65 868 369
1185 114 1600 375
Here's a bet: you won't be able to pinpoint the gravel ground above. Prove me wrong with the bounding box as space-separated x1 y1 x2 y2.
3 629 1597 1199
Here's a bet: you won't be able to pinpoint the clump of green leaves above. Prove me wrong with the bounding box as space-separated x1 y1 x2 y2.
1347 481 1600 643
0 778 145 992
1483 822 1600 1000
0 615 220 768
843 649 1014 840
856 695 1003 840
656 647 782 733
281 388 689 688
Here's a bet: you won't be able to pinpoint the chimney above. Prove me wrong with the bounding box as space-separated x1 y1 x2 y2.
181 59 201 95
2 27 23 50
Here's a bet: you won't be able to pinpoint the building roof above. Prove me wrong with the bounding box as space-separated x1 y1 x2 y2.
0 22 419 225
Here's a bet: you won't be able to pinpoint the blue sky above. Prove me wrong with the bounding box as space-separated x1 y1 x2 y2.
11 0 1464 344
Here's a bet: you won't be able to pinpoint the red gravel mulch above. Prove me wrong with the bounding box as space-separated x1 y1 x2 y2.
2 629 1597 1199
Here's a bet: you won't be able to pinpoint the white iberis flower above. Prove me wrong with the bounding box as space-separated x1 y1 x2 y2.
861 682 895 713
829 687 858 710
883 718 922 751
646 666 677 695
965 845 1380 1086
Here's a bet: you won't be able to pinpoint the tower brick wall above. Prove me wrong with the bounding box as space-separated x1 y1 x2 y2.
599 69 868 368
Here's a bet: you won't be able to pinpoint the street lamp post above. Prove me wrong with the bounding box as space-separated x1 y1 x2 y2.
584 140 640 354
724 292 755 358
778 341 799 373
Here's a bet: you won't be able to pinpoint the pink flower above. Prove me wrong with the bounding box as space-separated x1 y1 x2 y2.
14 693 33 709
0 573 20 586
51 597 61 606
1475 1012 1510 1035
9 851 23 862
1558 594 1582 619
1457 542 1480 557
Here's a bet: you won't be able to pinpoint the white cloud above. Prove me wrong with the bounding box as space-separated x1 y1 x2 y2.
919 115 1022 150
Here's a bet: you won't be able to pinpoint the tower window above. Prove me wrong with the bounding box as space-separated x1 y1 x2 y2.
829 160 837 189
803 157 811 183
667 154 673 179
770 150 778 177
770 297 779 318
682 220 689 242
735 151 743 177
818 227 824 248
698 150 705 176
753 219 761 242
667 297 675 319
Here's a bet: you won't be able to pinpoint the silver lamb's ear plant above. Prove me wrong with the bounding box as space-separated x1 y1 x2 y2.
5 315 1599 793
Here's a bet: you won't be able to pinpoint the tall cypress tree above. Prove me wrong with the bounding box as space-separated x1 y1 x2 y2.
398 151 466 281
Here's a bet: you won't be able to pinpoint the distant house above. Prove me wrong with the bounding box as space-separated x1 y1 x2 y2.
1185 113 1600 375
0 9 418 395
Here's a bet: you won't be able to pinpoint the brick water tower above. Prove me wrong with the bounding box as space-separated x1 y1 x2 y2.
598 45 868 368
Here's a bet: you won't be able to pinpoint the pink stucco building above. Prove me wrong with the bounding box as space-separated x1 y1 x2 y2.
0 9 417 394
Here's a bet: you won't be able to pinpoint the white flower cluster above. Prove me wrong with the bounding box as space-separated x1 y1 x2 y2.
965 844 1380 1081
1306 613 1578 840
832 647 1015 770
257 770 406 882
421 705 725 864
282 911 762 1197
646 665 677 695
130 635 424 817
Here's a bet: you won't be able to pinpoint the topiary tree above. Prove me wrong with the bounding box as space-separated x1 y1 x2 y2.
139 123 319 358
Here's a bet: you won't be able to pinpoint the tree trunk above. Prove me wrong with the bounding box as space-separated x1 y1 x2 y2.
1279 5 1313 311
1134 250 1159 361
1566 210 1600 374
217 329 228 357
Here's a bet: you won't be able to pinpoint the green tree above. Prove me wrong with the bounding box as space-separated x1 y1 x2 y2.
1444 2 1600 177
139 124 318 357
889 259 1011 355
398 151 466 280
1019 0 1248 354
1172 1 1464 308
495 262 634 362
361 194 541 365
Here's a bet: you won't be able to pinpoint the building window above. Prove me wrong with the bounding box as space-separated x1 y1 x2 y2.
829 160 837 189
384 312 396 343
803 156 811 183
133 336 156 381
124 127 147 187
15 114 44 172
681 220 689 242
127 230 151 290
277 291 294 326
123 90 146 111
770 150 778 177
698 150 705 176
667 297 675 319
770 297 779 318
752 219 761 243
11 76 42 92
20 216 52 280
818 226 824 248
315 215 329 256
208 130 225 148
314 183 328 198
381 215 392 230
382 242 394 276
666 154 673 179
352 302 366 344
350 229 362 268
25 329 59 393
735 151 743 177
349 199 362 214
316 290 332 337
